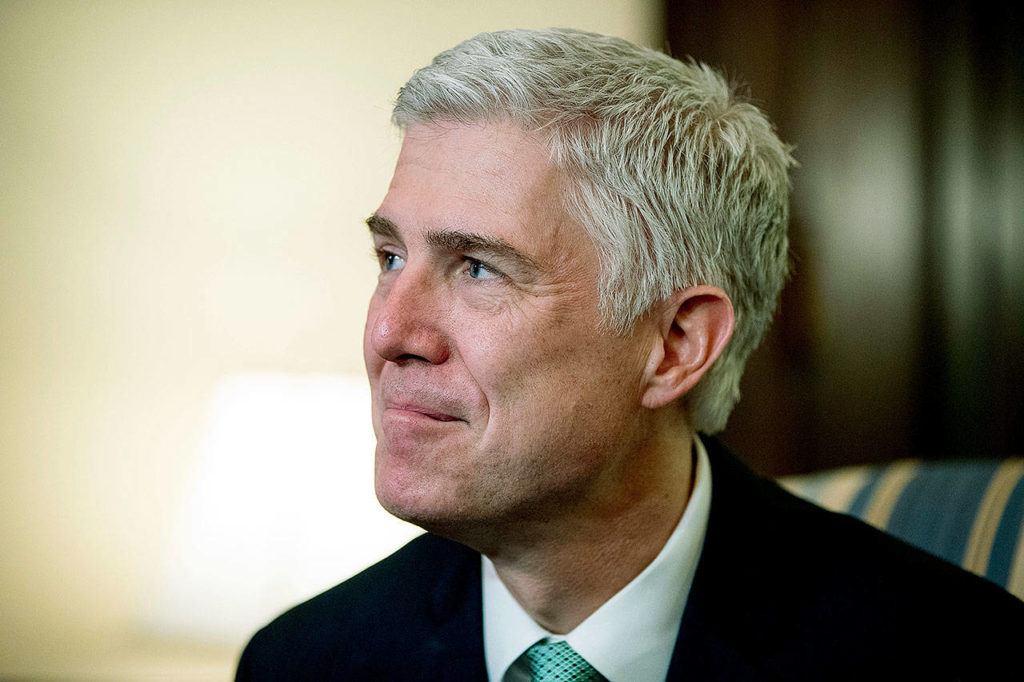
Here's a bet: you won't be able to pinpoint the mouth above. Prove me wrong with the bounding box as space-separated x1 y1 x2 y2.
385 403 462 423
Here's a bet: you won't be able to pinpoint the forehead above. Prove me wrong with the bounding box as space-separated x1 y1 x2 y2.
378 121 588 255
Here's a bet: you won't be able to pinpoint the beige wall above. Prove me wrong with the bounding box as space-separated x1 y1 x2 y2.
0 1 661 678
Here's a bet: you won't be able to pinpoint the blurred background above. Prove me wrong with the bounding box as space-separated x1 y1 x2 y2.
683 0 1024 475
1 1 1020 679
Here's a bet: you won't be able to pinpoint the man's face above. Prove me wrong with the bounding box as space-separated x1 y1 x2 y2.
364 121 655 541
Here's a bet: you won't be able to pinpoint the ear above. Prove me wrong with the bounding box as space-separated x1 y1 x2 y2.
641 286 735 410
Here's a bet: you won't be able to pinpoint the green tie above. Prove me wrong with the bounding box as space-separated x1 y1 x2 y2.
524 640 606 682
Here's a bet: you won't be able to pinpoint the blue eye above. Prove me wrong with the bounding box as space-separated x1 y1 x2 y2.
380 252 405 272
467 259 499 280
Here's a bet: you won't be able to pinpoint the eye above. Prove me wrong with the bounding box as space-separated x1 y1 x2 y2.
377 250 405 272
467 258 500 280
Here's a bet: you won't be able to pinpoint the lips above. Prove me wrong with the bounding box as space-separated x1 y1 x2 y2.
387 403 460 422
377 377 469 425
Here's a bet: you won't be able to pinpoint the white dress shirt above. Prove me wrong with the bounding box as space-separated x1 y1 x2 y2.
482 435 712 682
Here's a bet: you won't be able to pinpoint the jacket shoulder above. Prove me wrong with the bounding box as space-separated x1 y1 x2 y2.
683 438 1024 679
236 533 482 680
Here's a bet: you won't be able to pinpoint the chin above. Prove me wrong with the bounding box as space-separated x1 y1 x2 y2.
375 468 504 550
375 462 458 528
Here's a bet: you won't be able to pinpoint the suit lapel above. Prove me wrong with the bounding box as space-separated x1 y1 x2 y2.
665 439 789 682
415 537 489 681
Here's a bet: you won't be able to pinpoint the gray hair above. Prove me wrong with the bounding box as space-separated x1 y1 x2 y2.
392 28 795 434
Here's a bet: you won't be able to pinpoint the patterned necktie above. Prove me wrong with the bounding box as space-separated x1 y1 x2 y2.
523 640 606 682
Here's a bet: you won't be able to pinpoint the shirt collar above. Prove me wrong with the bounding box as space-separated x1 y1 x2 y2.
482 434 712 682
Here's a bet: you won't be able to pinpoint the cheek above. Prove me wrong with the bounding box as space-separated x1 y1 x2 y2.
464 330 589 424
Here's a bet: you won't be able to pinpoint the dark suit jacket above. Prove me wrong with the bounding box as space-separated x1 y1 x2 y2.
237 439 1024 680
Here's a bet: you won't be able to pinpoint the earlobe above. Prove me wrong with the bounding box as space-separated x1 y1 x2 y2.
641 286 735 410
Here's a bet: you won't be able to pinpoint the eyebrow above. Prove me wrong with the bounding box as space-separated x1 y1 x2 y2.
366 213 401 241
365 213 541 273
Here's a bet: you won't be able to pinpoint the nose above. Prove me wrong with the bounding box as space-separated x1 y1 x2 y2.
367 268 450 366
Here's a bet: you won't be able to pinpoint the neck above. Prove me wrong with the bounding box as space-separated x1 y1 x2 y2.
484 417 696 634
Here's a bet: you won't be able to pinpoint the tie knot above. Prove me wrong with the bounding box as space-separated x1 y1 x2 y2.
523 640 605 682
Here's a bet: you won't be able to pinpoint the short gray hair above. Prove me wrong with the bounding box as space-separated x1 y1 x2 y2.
393 28 795 434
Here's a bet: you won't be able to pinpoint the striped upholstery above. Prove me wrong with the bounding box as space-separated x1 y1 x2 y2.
779 459 1024 600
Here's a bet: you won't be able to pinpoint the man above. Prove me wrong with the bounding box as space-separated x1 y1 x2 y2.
238 28 1023 681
